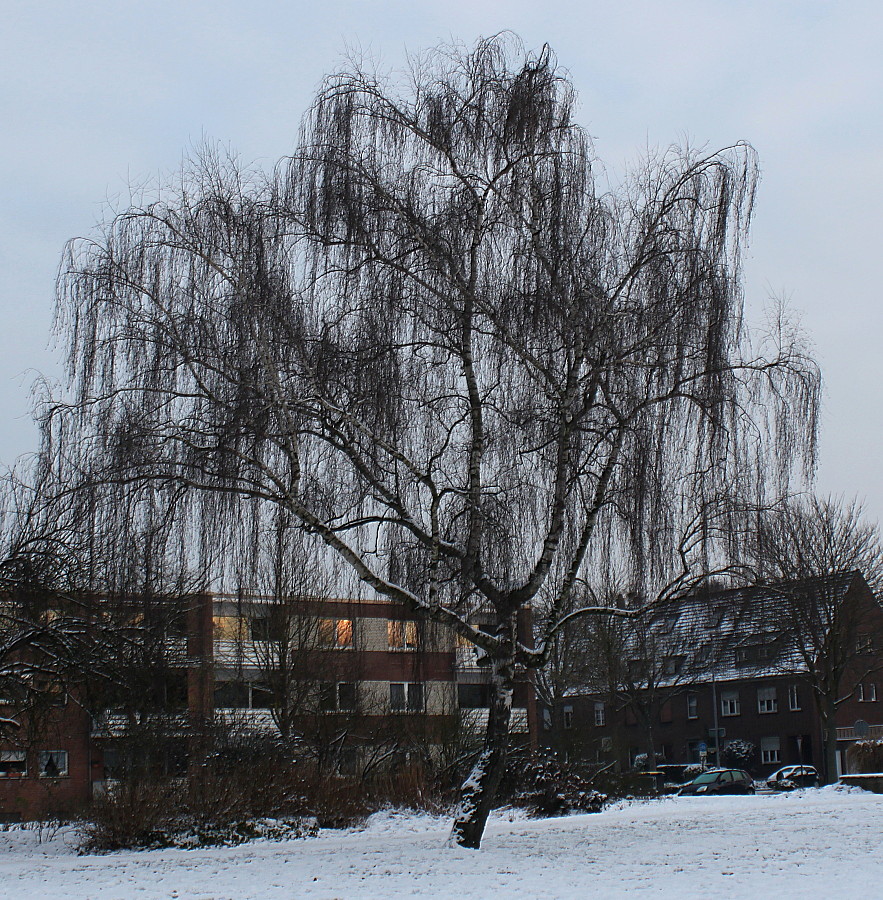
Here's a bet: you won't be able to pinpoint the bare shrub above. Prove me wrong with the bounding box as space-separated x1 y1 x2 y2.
81 779 180 851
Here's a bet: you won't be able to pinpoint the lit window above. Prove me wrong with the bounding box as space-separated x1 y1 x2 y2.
319 618 353 649
721 691 740 717
388 620 419 650
38 751 68 778
788 685 801 711
757 687 778 714
761 736 780 764
214 616 243 642
594 701 606 726
687 694 698 719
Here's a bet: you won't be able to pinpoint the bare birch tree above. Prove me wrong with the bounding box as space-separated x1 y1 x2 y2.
45 36 819 846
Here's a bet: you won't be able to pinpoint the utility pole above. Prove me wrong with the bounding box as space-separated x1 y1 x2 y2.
712 672 721 765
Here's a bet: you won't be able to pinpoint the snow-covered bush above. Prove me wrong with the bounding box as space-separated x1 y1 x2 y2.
720 740 756 769
683 764 707 780
632 753 650 771
846 739 883 774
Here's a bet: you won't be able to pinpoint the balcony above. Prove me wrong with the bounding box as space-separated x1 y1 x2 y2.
836 724 883 741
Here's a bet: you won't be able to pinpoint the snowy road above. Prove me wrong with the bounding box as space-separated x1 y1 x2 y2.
0 786 879 899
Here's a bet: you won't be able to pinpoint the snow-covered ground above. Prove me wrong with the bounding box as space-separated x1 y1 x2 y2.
1 786 880 899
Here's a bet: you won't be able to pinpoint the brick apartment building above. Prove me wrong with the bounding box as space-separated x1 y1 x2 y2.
0 592 535 820
542 572 883 779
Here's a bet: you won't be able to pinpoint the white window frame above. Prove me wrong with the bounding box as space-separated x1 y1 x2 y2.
761 736 781 764
594 701 606 727
686 694 698 719
857 683 878 702
720 690 740 717
757 686 778 714
788 684 801 711
38 750 69 778
563 704 574 729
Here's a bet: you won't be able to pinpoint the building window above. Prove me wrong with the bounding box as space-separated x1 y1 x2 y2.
788 684 801 711
663 657 683 676
38 751 68 778
390 682 424 712
594 701 606 726
687 694 698 719
857 683 878 702
320 682 357 712
0 751 27 777
318 618 353 649
250 683 273 709
721 690 740 717
856 634 873 654
757 686 778 714
250 616 285 643
214 615 243 642
457 683 490 709
735 643 777 667
563 705 574 729
214 681 273 709
214 681 250 708
388 620 419 651
761 736 781 764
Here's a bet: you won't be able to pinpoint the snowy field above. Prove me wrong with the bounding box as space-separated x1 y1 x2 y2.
1 786 880 899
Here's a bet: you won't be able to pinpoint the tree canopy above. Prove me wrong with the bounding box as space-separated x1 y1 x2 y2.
40 35 819 846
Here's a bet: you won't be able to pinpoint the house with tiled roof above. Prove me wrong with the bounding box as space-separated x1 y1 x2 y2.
541 572 883 781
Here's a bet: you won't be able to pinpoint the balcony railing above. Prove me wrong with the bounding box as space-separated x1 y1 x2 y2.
836 724 883 741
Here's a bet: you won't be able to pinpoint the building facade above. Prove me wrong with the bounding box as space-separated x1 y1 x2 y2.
542 572 883 779
0 592 535 820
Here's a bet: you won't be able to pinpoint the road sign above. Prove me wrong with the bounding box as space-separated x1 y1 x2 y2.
698 741 707 753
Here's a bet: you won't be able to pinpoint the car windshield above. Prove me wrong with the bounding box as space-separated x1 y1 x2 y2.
691 772 721 784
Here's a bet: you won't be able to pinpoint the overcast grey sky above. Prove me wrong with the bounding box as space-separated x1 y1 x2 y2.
2 1 881 515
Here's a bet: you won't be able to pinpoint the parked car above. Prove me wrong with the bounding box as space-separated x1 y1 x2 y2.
765 765 819 790
678 768 755 795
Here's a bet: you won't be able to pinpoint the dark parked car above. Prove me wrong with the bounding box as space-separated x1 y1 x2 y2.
678 768 755 795
766 765 820 790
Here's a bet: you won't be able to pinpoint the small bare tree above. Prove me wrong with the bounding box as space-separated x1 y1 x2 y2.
44 36 818 846
752 496 883 782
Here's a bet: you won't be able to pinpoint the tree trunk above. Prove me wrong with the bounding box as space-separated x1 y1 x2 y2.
449 656 514 849
821 701 839 785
